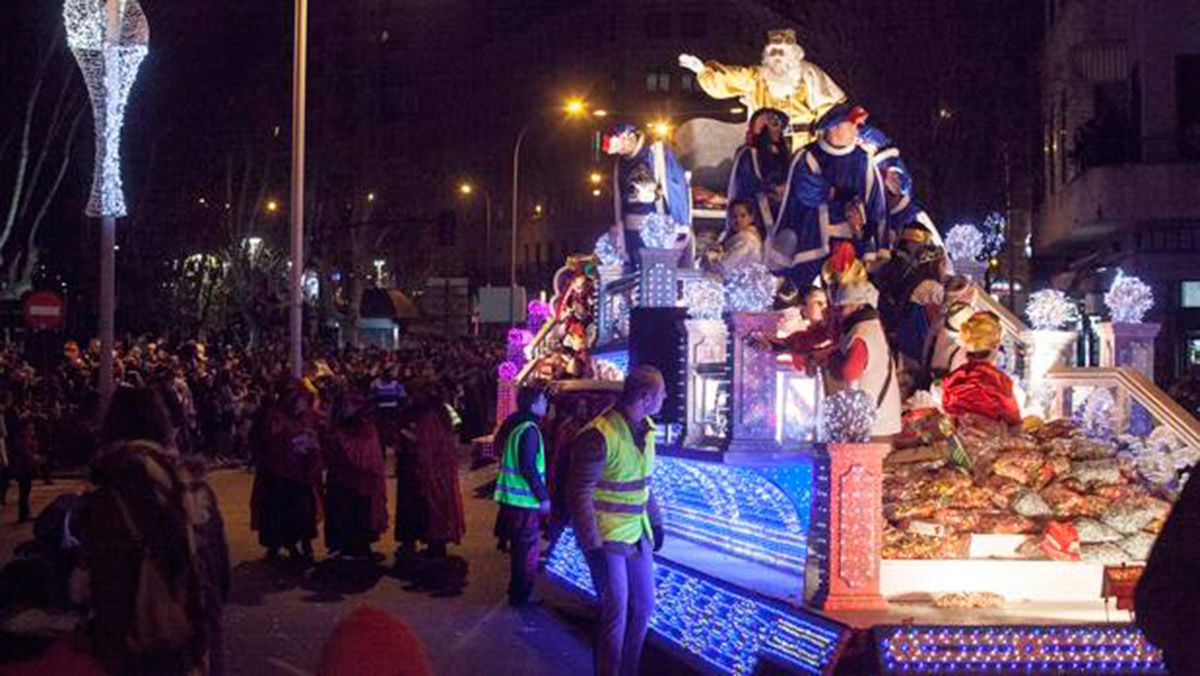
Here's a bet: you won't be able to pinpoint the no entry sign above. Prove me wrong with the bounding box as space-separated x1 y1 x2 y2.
23 290 65 331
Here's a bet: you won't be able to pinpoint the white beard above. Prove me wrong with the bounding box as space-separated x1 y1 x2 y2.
762 56 803 100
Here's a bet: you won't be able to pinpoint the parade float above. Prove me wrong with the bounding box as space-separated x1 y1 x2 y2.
492 30 1181 675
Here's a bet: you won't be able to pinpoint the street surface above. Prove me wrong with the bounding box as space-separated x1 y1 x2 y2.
0 458 671 675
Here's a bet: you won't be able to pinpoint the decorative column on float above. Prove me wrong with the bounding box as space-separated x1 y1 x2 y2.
680 278 728 447
723 264 784 457
807 390 888 611
1022 289 1081 417
1095 272 1159 381
64 0 149 409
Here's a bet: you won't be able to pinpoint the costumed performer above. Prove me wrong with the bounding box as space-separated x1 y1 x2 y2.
770 103 887 288
858 125 945 251
679 29 845 146
829 278 902 440
751 285 835 375
726 108 792 235
941 311 1022 427
703 198 765 277
602 123 692 271
921 300 974 389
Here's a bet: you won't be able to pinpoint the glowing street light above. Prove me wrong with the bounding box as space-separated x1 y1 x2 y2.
266 199 280 213
367 191 376 202
588 172 603 185
593 109 609 118
534 204 544 217
458 183 474 196
651 120 671 139
592 188 602 197
563 97 586 116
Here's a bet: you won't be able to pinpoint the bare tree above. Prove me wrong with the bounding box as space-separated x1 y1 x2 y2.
0 36 87 298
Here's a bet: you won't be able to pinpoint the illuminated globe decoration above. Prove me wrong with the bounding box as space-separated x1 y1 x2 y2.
944 223 985 263
640 213 678 249
65 0 150 218
681 278 725 319
724 262 776 312
593 232 622 267
1104 270 1154 323
1025 288 1080 330
819 389 876 442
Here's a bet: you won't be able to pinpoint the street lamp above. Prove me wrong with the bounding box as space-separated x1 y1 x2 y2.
510 95 588 324
457 181 492 286
266 199 280 213
588 172 603 185
64 0 150 409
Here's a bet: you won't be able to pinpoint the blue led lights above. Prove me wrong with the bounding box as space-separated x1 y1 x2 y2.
875 625 1166 674
546 529 849 675
654 457 813 574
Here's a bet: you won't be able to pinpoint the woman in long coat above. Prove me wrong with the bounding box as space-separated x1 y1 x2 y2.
324 391 388 559
251 386 322 559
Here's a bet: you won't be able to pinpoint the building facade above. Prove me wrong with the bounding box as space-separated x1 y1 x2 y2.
1035 0 1200 381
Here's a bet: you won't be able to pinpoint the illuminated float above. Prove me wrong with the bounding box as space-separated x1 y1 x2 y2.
492 29 1183 675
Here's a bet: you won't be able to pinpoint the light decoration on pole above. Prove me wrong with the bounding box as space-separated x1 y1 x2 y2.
1104 270 1154 323
682 278 725 319
65 0 150 218
944 223 985 263
593 233 622 267
1025 289 1080 330
819 389 877 442
724 263 776 312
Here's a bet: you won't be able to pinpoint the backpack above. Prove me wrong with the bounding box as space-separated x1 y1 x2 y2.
99 445 207 662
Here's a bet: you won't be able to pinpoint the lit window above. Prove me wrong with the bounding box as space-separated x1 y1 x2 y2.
1182 281 1200 308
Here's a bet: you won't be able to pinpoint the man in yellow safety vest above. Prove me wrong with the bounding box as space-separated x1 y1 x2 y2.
493 383 552 606
567 366 666 676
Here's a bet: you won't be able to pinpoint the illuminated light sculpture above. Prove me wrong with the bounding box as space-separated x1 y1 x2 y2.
640 212 679 250
724 262 777 313
1105 271 1154 323
818 389 876 443
682 278 725 320
876 625 1163 673
65 0 149 406
546 528 850 675
1025 289 1079 331
593 232 622 268
945 223 987 282
944 223 985 263
66 0 150 218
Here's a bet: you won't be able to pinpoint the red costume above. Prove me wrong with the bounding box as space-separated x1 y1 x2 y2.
941 360 1022 427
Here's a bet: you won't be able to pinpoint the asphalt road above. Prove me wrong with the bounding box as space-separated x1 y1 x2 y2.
0 460 603 675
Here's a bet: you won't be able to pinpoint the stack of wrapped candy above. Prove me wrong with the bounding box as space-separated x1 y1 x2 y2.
882 413 1179 563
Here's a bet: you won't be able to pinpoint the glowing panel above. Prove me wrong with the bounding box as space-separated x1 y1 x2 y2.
876 625 1165 674
546 529 848 675
654 456 813 574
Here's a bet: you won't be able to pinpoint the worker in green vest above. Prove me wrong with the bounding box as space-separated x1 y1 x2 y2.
493 382 552 607
567 365 666 676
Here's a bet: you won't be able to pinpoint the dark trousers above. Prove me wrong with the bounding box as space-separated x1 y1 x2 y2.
508 519 540 604
0 471 33 521
624 228 645 272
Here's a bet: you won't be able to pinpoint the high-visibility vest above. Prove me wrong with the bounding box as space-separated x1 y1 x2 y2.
493 421 545 509
581 409 656 545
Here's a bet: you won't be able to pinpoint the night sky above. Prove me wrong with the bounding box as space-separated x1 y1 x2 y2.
2 0 1042 326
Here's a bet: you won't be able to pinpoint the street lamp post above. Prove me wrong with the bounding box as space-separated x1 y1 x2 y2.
64 0 149 410
289 0 308 379
508 97 589 325
458 183 493 286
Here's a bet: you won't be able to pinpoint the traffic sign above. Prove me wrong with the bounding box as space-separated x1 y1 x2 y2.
23 290 65 330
